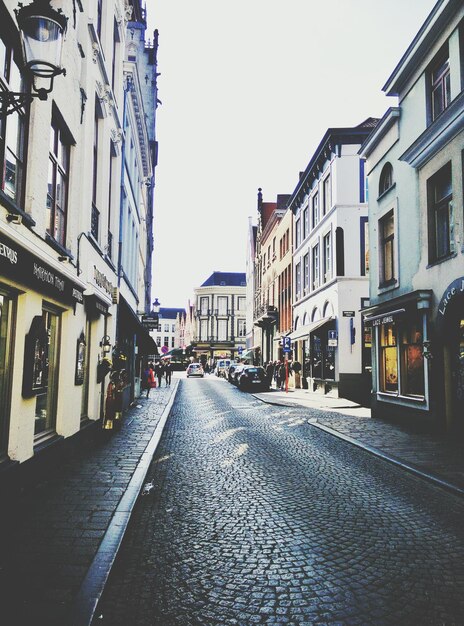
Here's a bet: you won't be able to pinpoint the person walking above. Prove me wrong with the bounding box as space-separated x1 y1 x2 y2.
155 360 165 388
144 363 156 398
265 361 275 389
164 360 173 386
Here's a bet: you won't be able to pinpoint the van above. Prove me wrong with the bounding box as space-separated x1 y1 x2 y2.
215 358 231 378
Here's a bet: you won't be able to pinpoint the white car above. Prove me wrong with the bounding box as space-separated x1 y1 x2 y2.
186 363 204 378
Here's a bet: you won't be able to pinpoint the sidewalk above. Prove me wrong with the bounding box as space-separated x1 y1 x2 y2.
0 380 179 626
253 386 464 497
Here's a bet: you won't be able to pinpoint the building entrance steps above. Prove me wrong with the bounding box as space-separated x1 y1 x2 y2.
252 387 464 496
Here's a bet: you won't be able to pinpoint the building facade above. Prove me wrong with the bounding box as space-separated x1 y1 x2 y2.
193 272 247 364
288 119 377 403
153 307 185 354
0 0 157 484
361 0 464 432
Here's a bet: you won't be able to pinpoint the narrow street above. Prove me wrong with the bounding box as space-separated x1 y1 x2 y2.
93 377 464 625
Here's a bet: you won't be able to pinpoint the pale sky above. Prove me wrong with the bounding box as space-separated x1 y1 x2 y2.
147 0 437 310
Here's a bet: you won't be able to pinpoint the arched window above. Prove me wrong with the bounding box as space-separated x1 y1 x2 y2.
379 162 393 195
323 301 333 318
311 307 319 322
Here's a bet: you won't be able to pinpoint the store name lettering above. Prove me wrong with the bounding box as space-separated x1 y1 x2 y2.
0 242 18 264
94 266 113 295
33 263 64 292
373 315 393 327
72 287 83 302
438 280 464 316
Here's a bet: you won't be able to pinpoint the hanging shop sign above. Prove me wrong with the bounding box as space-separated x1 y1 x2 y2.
0 231 84 305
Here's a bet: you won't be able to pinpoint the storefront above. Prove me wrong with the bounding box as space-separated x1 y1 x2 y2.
435 278 464 433
288 316 335 394
0 229 85 464
363 290 432 425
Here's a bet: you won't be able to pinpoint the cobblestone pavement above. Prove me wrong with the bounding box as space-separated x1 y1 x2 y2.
93 377 464 625
0 382 177 626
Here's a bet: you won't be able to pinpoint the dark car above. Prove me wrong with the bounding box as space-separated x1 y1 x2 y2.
230 363 246 385
237 365 269 391
227 362 241 383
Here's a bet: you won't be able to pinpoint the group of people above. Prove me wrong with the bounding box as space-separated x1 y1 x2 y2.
264 360 301 390
143 360 173 397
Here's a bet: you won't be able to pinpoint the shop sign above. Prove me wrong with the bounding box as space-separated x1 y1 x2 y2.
372 315 394 327
437 277 464 318
93 265 115 296
0 231 84 305
342 311 355 317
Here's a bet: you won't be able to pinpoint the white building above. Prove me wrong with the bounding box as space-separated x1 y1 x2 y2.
193 271 247 364
361 0 464 432
153 307 185 353
0 0 158 485
288 119 377 403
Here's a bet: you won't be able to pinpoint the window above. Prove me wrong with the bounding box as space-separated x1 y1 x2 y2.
237 297 245 311
303 208 309 240
91 104 101 241
312 244 320 290
238 319 246 337
171 337 175 347
164 323 169 332
430 51 451 121
295 262 301 299
156 337 161 347
200 319 208 340
0 23 27 206
379 162 393 196
35 308 61 437
428 163 453 261
200 297 208 314
295 219 301 248
303 253 309 293
171 324 175 332
47 115 70 247
379 322 398 393
360 217 369 276
380 210 395 284
336 227 344 276
323 232 332 283
217 296 227 315
0 290 15 458
218 319 227 341
312 192 319 228
163 336 169 347
323 175 331 215
378 318 425 397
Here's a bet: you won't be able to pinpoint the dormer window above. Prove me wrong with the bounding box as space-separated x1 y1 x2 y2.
379 162 393 196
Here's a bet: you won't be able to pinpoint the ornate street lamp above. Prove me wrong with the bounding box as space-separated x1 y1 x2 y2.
0 0 68 117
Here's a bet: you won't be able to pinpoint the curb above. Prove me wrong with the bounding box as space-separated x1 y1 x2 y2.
69 380 179 626
252 393 464 499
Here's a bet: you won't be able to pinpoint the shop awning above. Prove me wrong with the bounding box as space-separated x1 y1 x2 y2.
287 316 334 341
363 308 405 325
118 297 159 355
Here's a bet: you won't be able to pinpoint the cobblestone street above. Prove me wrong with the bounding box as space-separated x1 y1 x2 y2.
93 377 464 625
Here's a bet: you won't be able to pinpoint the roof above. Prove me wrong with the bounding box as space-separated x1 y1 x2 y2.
288 118 380 213
159 307 186 319
200 272 247 287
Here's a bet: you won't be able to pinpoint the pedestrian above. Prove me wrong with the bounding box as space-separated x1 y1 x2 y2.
279 362 287 390
155 360 165 387
265 361 275 388
164 360 173 386
275 361 282 389
144 363 156 397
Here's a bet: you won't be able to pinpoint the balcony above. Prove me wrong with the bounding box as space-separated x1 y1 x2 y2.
254 304 278 327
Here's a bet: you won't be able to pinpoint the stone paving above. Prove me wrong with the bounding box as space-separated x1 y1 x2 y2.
0 381 177 626
253 387 464 494
92 378 464 625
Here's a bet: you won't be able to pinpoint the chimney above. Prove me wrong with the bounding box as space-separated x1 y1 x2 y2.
257 187 263 214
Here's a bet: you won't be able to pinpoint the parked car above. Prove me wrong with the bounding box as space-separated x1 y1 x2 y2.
230 363 246 385
215 358 231 378
186 363 204 378
226 362 241 383
237 365 268 391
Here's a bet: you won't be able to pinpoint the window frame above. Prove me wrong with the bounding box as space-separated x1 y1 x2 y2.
427 162 454 263
428 46 451 123
47 113 71 247
379 209 395 287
